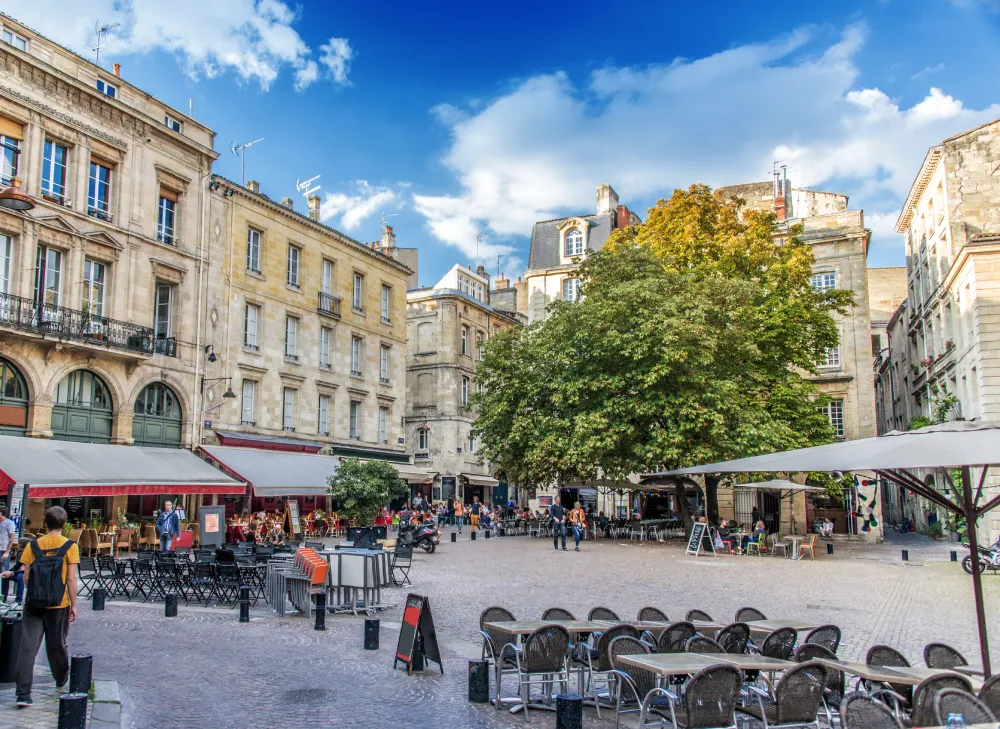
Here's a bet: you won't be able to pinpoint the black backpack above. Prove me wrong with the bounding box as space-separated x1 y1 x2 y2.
25 539 75 611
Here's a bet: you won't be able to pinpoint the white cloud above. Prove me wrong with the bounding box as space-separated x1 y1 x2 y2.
319 181 397 231
5 1 351 90
415 23 1000 259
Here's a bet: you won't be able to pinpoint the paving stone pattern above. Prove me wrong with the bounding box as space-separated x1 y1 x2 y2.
27 530 1000 729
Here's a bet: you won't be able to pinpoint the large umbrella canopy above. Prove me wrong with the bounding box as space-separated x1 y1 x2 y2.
652 420 1000 677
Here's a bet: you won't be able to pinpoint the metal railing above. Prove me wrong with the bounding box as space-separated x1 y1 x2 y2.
317 292 341 318
379 376 390 385
0 291 167 356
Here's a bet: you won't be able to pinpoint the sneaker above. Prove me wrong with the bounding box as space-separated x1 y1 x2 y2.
562 547 568 551
15 695 32 708
575 547 580 552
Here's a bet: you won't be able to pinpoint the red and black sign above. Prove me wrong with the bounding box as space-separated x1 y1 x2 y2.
394 593 443 674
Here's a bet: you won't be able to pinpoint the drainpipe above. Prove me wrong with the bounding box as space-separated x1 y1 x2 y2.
191 168 212 447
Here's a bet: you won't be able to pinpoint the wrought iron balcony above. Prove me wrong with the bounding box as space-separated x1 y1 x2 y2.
0 291 171 356
317 292 341 318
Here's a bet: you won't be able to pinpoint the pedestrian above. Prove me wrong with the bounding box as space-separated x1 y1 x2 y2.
15 506 79 708
447 496 455 526
0 508 16 583
0 543 24 604
470 496 481 532
569 501 588 551
156 500 181 552
454 500 465 533
551 496 567 551
751 505 760 527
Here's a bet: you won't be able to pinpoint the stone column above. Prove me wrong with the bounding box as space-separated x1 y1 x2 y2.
111 407 134 445
25 395 52 438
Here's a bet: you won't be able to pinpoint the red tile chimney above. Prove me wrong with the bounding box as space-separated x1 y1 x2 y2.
113 63 121 77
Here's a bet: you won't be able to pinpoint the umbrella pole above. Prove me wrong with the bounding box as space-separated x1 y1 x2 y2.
962 466 992 678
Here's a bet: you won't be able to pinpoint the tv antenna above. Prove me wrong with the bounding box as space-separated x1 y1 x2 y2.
93 21 120 64
231 138 265 186
380 212 398 232
497 253 503 280
476 231 491 268
296 175 321 197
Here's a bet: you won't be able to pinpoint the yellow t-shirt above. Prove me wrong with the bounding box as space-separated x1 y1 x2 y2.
21 534 80 609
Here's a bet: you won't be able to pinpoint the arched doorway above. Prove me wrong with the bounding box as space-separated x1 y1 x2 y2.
132 382 182 448
0 358 28 436
51 370 113 443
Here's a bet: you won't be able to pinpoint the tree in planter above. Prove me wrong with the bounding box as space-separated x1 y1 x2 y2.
327 458 408 526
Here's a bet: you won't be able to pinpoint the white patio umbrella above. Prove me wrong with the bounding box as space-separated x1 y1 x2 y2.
644 420 1000 677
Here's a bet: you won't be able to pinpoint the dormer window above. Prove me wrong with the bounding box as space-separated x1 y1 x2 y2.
164 115 182 133
565 228 584 256
96 79 117 99
1 29 27 51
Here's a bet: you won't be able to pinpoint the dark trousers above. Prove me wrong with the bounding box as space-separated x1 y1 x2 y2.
553 523 566 549
16 607 70 697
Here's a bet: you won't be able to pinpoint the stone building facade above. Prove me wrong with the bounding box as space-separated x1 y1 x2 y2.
201 177 412 461
405 264 522 505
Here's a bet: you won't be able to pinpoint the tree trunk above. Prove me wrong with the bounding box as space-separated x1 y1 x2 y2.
674 480 693 531
705 475 720 525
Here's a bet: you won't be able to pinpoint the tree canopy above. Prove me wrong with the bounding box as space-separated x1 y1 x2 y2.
472 184 855 516
327 458 408 525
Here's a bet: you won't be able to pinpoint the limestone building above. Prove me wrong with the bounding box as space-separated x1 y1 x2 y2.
202 178 412 465
405 264 523 505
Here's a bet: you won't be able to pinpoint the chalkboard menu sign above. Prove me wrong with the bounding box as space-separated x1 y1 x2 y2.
287 501 302 540
66 498 85 522
685 523 716 557
394 593 443 674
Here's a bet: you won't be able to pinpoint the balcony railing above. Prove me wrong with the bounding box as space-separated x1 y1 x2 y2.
379 376 390 385
0 291 168 356
317 292 341 318
88 207 113 223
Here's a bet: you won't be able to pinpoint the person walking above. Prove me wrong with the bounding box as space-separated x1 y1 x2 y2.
551 496 567 551
446 496 455 527
15 506 79 708
470 496 481 533
569 501 588 551
454 500 465 534
156 500 181 552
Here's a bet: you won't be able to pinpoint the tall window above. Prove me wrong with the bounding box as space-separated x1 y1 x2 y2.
811 272 836 292
352 273 364 312
349 401 360 440
378 407 388 444
381 284 391 322
467 431 475 453
321 260 334 294
154 284 172 339
246 228 261 273
461 376 470 405
417 427 429 450
318 395 330 435
33 247 61 309
284 316 298 359
565 228 584 256
319 327 331 369
244 304 259 349
825 399 845 438
95 79 117 98
241 380 255 425
82 259 105 319
476 332 484 360
562 278 580 302
461 325 469 356
157 193 177 244
379 345 390 383
41 140 68 201
282 388 295 431
351 337 363 376
822 346 841 368
88 161 112 219
0 134 19 185
0 234 10 295
287 245 300 287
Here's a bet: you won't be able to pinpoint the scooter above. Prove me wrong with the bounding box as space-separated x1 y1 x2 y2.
399 519 441 553
961 537 1000 575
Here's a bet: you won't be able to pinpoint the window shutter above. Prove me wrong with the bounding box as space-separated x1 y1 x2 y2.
159 187 179 203
0 117 23 140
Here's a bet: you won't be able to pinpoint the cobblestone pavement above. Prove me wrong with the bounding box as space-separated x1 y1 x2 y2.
23 530 999 729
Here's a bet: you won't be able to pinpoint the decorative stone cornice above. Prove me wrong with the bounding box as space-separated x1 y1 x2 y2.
0 81 128 149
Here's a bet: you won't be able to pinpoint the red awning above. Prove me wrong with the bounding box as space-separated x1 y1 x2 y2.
28 483 246 498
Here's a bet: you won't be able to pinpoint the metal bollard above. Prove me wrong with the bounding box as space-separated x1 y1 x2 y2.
92 588 106 611
239 586 250 623
826 542 834 556
364 617 380 649
901 549 909 562
950 550 958 562
555 694 583 729
314 591 326 631
0 615 22 682
450 532 457 543
484 530 491 539
468 659 490 703
470 531 477 541
57 693 88 729
164 592 178 617
69 654 93 694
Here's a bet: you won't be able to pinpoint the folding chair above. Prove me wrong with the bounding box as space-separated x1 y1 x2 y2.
391 543 413 586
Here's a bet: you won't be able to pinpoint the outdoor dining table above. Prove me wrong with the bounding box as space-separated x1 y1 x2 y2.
814 658 985 691
743 619 821 634
786 535 804 559
482 619 608 635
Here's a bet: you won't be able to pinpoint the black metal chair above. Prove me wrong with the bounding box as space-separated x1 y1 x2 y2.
804 625 841 653
657 621 697 653
686 609 712 623
608 636 665 729
215 563 243 606
188 562 218 606
716 622 752 654
738 661 829 729
933 688 997 725
77 557 101 598
979 674 1000 717
131 558 155 602
658 663 743 729
910 674 973 727
542 607 575 620
761 627 798 660
589 606 620 621
638 607 669 622
514 625 571 720
840 691 904 729
577 624 640 717
390 543 412 586
686 635 725 653
736 606 767 622
923 642 969 670
479 606 518 710
796 643 844 726
866 645 912 708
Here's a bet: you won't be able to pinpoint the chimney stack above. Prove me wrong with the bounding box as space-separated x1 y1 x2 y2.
476 264 489 281
280 197 293 209
113 63 121 77
494 274 509 290
307 194 321 222
381 224 396 249
773 166 788 222
596 183 620 215
246 180 260 194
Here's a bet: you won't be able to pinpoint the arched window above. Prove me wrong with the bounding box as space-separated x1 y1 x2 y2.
134 382 180 418
55 370 111 409
0 358 27 403
132 382 182 448
565 228 584 256
51 370 113 443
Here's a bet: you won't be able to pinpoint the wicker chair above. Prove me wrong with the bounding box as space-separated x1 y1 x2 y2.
736 607 767 622
576 624 641 717
656 621 696 654
479 606 518 709
923 642 969 670
761 627 798 661
686 609 713 622
608 636 665 729
804 625 841 653
589 606 620 621
686 635 725 654
979 674 1000 717
840 692 905 729
542 607 575 621
638 606 669 622
910 674 973 727
716 622 752 654
514 625 571 720
866 645 912 708
933 688 996 725
796 643 844 726
658 664 743 729
738 661 829 729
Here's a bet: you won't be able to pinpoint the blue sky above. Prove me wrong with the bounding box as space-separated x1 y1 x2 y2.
10 0 1000 285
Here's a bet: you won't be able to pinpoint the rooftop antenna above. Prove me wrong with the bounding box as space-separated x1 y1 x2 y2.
231 138 265 187
93 21 120 64
497 253 503 280
296 175 321 198
476 231 491 268
380 212 398 232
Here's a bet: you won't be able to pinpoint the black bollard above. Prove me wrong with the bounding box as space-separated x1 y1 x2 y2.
468 659 490 703
470 531 476 541
827 542 834 556
555 694 583 729
901 549 909 562
57 693 88 729
450 532 457 543
239 586 250 623
314 591 326 631
364 617 380 649
164 592 178 617
0 615 22 682
950 550 958 562
92 588 106 611
69 654 93 694
484 530 491 539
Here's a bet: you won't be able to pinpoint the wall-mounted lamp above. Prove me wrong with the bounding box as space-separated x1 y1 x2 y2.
0 178 34 211
204 344 217 363
201 376 236 399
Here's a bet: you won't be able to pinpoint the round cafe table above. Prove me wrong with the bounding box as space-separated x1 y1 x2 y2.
786 535 804 559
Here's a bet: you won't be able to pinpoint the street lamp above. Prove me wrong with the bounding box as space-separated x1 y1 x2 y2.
201 376 236 399
0 178 34 211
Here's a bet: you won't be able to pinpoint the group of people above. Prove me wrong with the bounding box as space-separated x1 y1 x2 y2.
226 514 289 546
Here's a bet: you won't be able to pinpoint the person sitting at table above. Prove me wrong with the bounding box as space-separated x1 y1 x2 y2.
266 520 286 546
717 519 739 554
741 520 767 552
225 518 245 543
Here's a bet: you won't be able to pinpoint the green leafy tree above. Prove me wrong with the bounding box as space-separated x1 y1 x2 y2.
327 458 408 526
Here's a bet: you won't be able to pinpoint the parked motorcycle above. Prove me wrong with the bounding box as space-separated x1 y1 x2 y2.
960 537 1000 575
399 519 441 553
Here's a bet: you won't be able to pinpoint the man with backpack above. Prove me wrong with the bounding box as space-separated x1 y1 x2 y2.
156 500 181 552
15 506 79 708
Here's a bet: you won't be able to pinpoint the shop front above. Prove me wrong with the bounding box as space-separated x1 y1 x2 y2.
461 473 499 505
